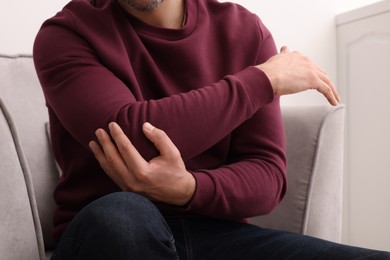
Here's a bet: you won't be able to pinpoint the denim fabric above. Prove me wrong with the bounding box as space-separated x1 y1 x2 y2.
167 218 390 260
52 192 390 260
52 192 178 260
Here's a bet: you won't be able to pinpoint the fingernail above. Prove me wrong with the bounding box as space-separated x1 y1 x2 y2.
144 122 155 132
95 129 105 140
88 141 95 150
108 122 116 130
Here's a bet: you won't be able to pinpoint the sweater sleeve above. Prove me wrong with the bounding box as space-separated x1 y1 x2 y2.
183 20 287 218
33 14 274 162
186 97 287 218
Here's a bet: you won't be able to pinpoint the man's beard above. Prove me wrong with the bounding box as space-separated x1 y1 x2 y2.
120 0 164 12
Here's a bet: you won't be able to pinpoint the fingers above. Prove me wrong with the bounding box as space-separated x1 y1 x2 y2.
280 45 290 53
316 81 339 106
108 122 148 170
89 129 128 178
89 123 149 191
312 78 339 106
315 65 341 106
88 140 107 170
142 122 181 159
281 46 340 105
92 122 180 166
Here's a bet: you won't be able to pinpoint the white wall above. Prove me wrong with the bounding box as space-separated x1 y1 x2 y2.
0 0 380 83
0 0 69 55
0 0 385 249
222 0 382 106
0 0 381 57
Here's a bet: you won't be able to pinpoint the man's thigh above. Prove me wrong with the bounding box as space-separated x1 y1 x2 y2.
167 218 390 260
52 192 178 260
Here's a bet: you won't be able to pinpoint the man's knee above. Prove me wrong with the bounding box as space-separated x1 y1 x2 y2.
87 192 157 216
55 192 177 259
81 192 162 233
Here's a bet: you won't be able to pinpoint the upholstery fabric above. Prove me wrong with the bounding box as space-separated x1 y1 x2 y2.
0 55 58 256
0 99 42 259
250 105 344 242
0 55 345 260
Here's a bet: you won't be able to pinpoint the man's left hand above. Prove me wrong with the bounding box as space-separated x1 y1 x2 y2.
89 122 196 206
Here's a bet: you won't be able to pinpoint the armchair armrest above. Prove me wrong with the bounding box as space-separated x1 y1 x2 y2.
0 99 44 260
250 105 345 243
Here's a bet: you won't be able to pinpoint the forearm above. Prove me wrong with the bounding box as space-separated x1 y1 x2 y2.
114 67 274 161
187 159 286 219
181 97 286 219
37 58 273 162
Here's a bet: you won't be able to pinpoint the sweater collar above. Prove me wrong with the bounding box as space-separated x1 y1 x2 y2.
116 0 198 41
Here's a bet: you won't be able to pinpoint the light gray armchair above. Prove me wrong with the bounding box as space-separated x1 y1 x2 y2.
0 54 345 260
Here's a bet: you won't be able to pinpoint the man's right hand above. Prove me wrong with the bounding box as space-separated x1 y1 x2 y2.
256 46 340 106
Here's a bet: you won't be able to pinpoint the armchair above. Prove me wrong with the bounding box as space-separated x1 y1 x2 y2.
0 54 345 259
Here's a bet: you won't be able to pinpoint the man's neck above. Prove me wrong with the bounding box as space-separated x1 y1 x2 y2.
119 0 186 29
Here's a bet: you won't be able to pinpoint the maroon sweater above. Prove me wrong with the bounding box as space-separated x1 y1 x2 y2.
33 0 287 242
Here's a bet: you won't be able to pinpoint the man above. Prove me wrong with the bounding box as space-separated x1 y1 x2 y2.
33 0 389 259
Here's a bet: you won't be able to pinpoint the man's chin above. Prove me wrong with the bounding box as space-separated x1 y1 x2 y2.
119 0 164 13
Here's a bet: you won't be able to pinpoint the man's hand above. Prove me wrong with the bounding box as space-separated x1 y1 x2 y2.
88 122 196 206
257 46 340 106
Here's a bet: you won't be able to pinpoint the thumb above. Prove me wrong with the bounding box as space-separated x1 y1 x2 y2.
142 122 181 158
280 45 290 54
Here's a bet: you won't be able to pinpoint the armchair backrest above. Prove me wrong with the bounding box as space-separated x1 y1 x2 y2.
0 55 57 260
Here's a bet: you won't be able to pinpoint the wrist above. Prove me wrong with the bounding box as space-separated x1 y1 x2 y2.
176 172 196 206
255 65 278 95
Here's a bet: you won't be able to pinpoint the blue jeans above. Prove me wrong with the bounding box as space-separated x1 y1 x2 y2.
52 192 390 259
